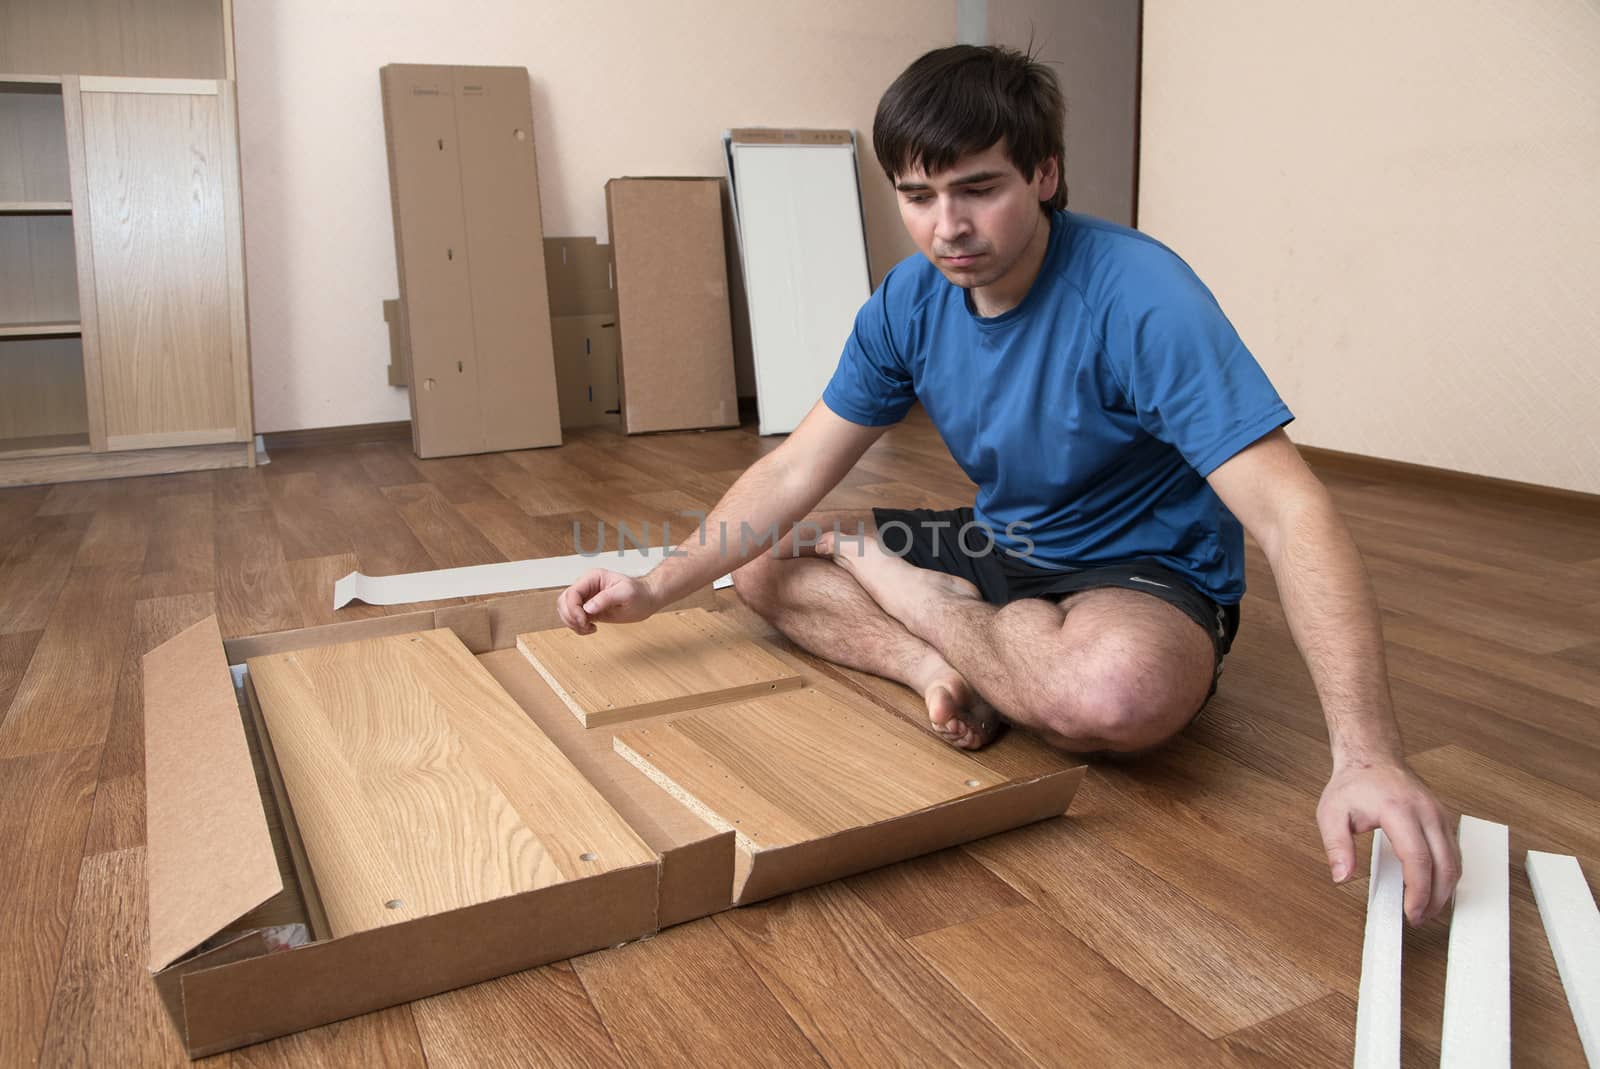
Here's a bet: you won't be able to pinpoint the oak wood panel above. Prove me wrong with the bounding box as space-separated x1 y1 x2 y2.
247 628 656 938
0 84 69 204
572 921 825 1069
81 84 240 446
614 686 1004 851
966 817 1328 1038
910 904 1247 1068
715 881 1037 1066
35 847 189 1067
518 608 802 726
410 963 622 1068
0 745 100 1069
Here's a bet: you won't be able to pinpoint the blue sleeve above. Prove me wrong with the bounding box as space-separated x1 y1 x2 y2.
821 274 917 427
1101 252 1293 476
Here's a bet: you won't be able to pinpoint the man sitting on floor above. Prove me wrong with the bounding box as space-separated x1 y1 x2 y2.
558 44 1461 923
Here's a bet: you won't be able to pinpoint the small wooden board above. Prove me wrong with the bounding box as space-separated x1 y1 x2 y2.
613 686 1006 852
516 608 802 727
247 628 656 939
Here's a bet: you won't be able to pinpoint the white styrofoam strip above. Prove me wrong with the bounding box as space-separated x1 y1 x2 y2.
1355 828 1405 1069
332 548 732 609
1441 815 1510 1067
1527 850 1600 1065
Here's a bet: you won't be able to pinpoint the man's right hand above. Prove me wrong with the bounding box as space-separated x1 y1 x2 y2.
557 569 663 634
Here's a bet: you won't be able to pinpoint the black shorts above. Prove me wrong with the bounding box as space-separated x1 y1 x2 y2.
871 506 1241 694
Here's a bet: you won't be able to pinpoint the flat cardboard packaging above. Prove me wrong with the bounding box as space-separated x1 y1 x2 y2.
605 178 740 434
142 588 1082 1056
545 237 620 427
380 64 562 457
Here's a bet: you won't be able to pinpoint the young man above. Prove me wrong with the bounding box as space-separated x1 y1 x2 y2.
559 45 1460 922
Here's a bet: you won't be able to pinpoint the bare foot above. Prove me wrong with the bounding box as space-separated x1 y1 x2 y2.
815 530 981 632
910 652 1005 750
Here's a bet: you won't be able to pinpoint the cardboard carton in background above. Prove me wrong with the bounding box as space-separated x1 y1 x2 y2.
545 237 621 428
605 178 740 434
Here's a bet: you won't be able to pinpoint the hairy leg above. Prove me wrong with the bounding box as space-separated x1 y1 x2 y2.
732 512 1002 749
817 531 1216 752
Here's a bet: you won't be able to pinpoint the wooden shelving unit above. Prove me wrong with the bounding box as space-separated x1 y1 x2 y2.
0 1 254 486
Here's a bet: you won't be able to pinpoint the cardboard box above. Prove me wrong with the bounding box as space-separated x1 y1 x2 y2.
545 237 620 428
380 64 562 458
604 178 740 434
142 588 1082 1056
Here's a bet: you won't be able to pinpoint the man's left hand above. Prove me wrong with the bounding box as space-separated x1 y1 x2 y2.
1316 760 1462 924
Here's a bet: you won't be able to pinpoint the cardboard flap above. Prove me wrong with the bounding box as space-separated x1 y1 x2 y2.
144 615 283 972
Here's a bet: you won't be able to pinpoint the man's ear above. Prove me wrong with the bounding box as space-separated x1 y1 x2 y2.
1035 155 1061 203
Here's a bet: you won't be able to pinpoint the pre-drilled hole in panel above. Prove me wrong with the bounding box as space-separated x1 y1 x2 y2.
964 779 980 788
579 852 597 862
385 899 404 910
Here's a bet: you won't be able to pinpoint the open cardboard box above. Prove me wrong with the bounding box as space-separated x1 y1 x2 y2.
142 585 1083 1057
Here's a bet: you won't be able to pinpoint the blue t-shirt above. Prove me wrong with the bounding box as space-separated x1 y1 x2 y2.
821 210 1293 605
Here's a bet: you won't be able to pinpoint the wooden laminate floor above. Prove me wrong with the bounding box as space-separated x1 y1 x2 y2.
1 409 1595 1066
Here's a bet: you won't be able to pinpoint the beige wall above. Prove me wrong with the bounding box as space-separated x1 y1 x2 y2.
1141 2 1600 494
989 0 1139 224
234 2 956 433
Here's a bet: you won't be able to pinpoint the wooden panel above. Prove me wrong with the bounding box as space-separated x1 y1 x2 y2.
81 84 240 446
517 608 801 726
247 628 655 938
613 685 1004 852
62 74 106 451
0 0 226 79
0 214 78 323
0 336 87 440
0 84 69 203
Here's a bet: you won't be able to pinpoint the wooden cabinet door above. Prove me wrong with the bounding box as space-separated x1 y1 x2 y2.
75 77 250 451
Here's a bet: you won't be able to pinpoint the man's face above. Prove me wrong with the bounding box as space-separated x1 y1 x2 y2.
892 141 1058 292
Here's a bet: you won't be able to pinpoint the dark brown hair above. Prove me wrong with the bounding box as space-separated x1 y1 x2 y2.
873 44 1067 212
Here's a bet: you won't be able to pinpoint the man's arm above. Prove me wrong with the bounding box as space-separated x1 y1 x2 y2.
557 402 888 633
1206 429 1462 923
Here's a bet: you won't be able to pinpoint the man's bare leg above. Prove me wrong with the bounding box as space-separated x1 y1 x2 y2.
731 516 1003 749
814 531 1215 752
